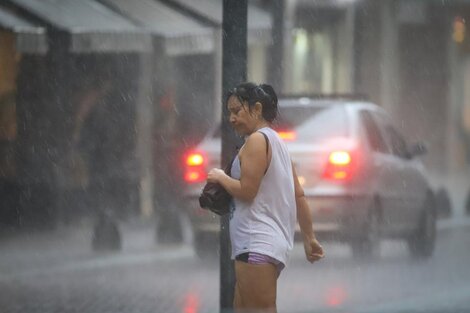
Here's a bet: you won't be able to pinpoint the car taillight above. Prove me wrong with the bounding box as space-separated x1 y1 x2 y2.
323 151 353 181
187 153 204 167
184 152 207 183
278 130 297 141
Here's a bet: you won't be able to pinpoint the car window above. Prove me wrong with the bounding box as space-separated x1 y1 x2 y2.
274 105 325 130
292 106 349 142
384 125 410 159
359 111 389 153
213 104 348 142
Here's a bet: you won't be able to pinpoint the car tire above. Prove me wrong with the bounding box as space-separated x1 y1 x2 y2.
407 194 436 259
435 187 452 218
465 189 470 216
351 202 381 260
194 232 219 259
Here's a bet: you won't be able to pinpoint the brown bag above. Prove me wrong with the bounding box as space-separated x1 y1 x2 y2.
198 153 236 216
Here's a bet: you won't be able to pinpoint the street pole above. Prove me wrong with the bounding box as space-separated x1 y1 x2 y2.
136 52 154 218
269 0 284 93
221 0 247 311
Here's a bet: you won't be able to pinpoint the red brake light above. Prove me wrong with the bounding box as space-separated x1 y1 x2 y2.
184 152 207 183
323 151 352 181
329 151 351 166
186 153 204 166
184 169 206 183
278 130 297 141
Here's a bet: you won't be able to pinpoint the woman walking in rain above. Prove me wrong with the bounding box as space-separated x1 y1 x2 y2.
207 82 324 312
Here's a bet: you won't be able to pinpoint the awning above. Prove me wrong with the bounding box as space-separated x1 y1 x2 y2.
7 0 152 53
101 0 214 56
0 6 47 54
166 0 272 45
296 0 359 8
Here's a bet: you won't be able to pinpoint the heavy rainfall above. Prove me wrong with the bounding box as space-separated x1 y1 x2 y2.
0 0 470 312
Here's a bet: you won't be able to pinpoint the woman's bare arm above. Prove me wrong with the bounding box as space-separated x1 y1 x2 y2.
210 132 268 202
292 163 315 240
292 162 324 262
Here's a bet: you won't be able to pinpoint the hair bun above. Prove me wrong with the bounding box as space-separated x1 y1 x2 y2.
259 84 278 106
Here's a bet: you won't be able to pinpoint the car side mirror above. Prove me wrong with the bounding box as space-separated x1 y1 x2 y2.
409 142 427 158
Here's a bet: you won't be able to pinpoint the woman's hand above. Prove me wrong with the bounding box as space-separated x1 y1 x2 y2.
207 168 226 183
303 236 324 263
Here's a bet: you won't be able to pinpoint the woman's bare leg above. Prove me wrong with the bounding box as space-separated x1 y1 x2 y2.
234 260 278 313
233 280 243 311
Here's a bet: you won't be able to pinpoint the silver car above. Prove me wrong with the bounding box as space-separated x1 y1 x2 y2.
183 97 436 259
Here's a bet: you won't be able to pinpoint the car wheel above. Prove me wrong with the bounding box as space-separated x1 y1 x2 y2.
351 203 381 260
194 232 219 259
408 195 436 259
435 187 452 218
465 188 470 216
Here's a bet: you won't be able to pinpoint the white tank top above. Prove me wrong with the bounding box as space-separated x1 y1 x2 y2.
229 127 296 266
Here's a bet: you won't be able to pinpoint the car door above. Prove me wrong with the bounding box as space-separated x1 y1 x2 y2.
359 110 401 234
379 118 422 230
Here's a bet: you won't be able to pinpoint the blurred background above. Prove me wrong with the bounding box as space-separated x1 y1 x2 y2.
1 0 470 312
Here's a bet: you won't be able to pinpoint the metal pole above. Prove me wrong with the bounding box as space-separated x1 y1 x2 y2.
136 52 155 218
269 0 284 93
221 0 247 311
283 0 296 94
214 28 223 125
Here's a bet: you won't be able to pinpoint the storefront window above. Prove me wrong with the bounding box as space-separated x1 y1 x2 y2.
291 28 333 94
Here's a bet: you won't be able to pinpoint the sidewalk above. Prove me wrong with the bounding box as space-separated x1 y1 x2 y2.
2 181 470 283
0 218 195 281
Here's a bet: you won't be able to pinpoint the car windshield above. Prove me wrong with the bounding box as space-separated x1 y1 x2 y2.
213 104 349 142
276 105 348 142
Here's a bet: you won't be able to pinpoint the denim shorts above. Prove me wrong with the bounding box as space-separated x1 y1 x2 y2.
235 252 285 274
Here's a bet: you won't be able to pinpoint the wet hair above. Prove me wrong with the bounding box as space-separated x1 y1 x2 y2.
225 82 279 122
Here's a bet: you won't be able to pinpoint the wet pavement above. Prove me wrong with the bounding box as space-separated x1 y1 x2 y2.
0 171 469 313
1 216 470 313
